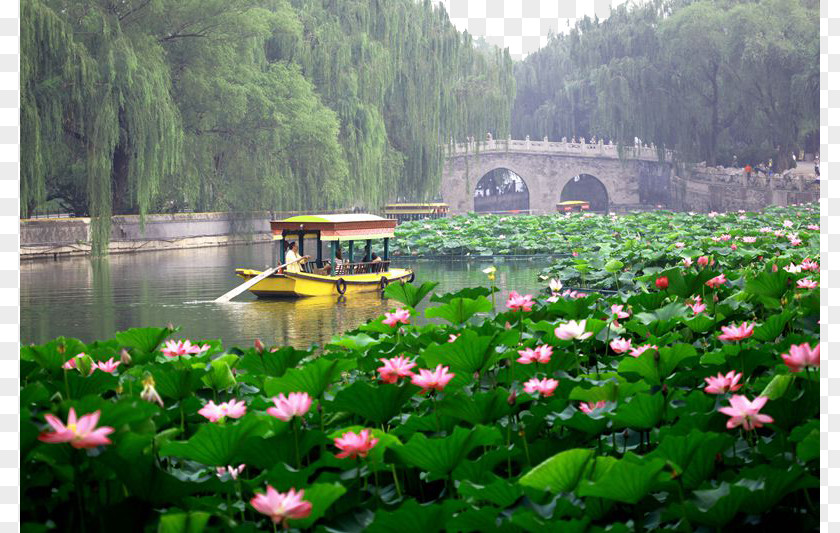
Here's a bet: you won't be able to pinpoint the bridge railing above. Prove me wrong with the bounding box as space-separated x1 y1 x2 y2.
445 138 672 162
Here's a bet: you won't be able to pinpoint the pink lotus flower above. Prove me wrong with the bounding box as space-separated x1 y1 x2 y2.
410 364 455 393
250 486 312 526
610 338 632 354
697 256 713 268
629 344 657 358
718 234 732 242
730 244 737 250
549 278 563 292
334 429 379 459
682 257 693 267
572 251 579 257
782 220 794 228
506 291 534 312
448 334 460 343
377 356 417 383
718 322 755 342
383 308 411 327
611 305 630 319
38 408 114 449
797 278 818 289
688 300 707 315
783 262 802 274
807 224 820 231
703 371 743 394
516 344 553 364
555 320 592 341
801 258 819 271
96 358 121 374
267 392 312 422
198 399 247 423
774 229 786 238
742 236 756 243
781 343 819 372
738 215 746 220
216 464 246 480
674 242 685 248
162 339 210 358
560 289 586 299
759 227 772 233
718 395 774 430
523 377 559 397
579 401 606 414
705 274 726 288
788 236 802 246
546 293 560 303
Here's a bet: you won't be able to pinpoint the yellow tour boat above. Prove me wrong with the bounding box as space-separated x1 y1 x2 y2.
383 202 448 224
235 214 414 298
556 200 591 213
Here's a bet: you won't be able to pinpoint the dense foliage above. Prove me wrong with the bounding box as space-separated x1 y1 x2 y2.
23 0 514 251
512 0 819 168
393 204 817 267
22 207 818 531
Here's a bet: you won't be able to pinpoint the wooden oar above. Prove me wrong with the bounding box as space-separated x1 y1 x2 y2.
214 260 295 303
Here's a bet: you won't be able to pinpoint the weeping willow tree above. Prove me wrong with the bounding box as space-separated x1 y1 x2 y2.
512 0 818 169
23 0 183 254
23 0 515 252
289 0 515 205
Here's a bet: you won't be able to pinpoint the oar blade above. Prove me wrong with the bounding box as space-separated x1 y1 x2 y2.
215 265 279 303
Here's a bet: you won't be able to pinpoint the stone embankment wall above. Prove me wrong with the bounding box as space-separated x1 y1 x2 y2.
672 166 819 212
21 212 271 260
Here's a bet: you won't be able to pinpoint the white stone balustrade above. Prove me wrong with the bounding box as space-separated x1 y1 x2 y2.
446 138 672 162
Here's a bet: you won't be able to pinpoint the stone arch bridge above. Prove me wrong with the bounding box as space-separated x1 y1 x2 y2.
440 138 674 214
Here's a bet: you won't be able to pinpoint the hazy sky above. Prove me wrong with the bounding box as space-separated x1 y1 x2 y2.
438 0 632 60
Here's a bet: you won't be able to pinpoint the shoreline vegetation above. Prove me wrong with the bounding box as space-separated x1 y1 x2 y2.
22 205 819 531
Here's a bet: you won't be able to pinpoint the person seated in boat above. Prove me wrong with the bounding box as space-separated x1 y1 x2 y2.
281 241 309 273
370 252 383 272
330 249 347 275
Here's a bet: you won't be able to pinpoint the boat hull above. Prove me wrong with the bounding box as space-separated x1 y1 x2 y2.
235 268 414 298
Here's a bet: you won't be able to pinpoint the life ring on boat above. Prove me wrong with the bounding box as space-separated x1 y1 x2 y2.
379 277 389 290
335 278 347 295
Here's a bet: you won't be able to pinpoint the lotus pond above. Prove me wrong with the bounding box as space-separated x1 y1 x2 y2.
21 205 820 531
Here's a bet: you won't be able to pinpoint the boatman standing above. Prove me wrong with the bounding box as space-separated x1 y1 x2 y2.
282 241 309 273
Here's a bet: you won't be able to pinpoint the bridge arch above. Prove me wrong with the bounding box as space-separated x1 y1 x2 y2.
560 174 609 213
473 168 530 214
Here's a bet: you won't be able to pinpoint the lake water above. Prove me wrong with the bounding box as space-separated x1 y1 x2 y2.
21 243 547 349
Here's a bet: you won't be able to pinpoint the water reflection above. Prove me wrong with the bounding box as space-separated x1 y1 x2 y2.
21 243 545 348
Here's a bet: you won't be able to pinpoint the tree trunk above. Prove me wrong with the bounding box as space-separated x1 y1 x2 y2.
111 108 130 214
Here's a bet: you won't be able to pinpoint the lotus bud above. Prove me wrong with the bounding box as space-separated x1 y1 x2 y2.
140 374 164 407
120 349 132 365
167 322 175 332
507 389 517 406
254 339 265 353
75 354 94 377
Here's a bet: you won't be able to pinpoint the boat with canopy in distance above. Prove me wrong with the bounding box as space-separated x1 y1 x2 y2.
383 202 448 224
556 200 591 213
234 214 414 298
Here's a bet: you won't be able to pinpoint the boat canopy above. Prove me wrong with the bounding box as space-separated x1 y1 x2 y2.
270 213 396 242
383 203 448 214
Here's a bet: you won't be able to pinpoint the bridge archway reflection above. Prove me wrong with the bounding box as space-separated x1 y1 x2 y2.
561 174 609 213
474 168 530 214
